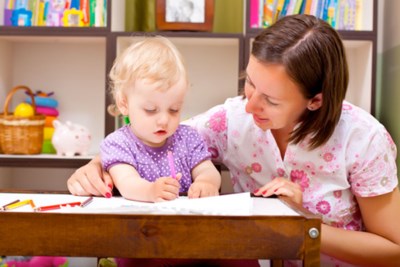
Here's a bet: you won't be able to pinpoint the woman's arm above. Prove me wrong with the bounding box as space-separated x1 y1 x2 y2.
321 188 400 266
67 155 113 197
188 160 222 198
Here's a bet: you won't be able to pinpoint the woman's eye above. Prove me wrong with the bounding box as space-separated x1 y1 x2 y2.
266 98 278 106
245 77 253 86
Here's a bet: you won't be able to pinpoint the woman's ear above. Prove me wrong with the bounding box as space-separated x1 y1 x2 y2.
116 93 129 116
307 93 323 111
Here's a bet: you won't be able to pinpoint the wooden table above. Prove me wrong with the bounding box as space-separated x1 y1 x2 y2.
0 191 321 266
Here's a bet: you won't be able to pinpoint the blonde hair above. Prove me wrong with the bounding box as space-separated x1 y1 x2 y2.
108 36 188 116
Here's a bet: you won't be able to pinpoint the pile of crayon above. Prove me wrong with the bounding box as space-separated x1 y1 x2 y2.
25 91 59 154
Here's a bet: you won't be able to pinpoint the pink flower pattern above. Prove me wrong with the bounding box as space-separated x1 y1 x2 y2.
290 169 310 191
207 109 226 133
316 200 331 215
323 152 334 162
251 163 262 173
208 147 219 159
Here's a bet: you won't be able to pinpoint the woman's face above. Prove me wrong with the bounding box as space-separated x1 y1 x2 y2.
244 56 311 133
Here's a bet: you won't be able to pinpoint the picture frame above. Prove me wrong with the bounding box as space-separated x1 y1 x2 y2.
156 0 214 32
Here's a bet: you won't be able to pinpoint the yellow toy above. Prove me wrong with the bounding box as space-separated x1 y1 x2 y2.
14 103 34 117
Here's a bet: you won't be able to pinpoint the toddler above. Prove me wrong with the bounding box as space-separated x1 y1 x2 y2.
100 36 221 203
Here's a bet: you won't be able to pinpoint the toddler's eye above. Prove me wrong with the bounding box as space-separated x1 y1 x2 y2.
144 109 156 113
169 109 180 113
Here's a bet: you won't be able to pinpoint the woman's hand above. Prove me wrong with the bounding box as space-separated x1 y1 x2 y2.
67 156 113 198
253 177 303 205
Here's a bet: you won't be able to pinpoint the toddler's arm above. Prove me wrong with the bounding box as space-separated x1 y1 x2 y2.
109 164 181 202
188 160 221 198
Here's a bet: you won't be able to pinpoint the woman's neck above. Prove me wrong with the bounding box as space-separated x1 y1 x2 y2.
271 128 292 159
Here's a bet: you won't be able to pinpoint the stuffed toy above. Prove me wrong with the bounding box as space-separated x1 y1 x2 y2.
0 256 68 267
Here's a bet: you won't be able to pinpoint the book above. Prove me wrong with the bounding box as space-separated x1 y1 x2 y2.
263 0 276 27
3 0 107 27
293 0 304 14
249 0 260 28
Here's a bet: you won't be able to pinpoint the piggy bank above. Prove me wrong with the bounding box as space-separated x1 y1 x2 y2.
52 120 92 156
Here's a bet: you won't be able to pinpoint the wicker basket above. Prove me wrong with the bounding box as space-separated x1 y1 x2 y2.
0 85 45 154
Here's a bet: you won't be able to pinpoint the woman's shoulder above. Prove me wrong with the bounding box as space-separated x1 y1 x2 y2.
224 95 247 108
340 101 384 131
337 101 394 147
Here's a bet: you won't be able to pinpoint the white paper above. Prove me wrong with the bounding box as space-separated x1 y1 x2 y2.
0 192 299 216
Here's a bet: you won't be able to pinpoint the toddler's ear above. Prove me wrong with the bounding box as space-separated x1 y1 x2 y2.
115 93 129 116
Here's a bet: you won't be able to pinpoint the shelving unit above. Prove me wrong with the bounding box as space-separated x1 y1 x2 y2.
0 0 243 191
0 0 377 191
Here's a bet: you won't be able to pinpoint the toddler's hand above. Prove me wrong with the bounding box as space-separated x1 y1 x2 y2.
188 181 219 199
151 173 182 202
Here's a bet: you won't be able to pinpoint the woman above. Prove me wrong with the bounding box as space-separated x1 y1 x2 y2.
68 15 400 266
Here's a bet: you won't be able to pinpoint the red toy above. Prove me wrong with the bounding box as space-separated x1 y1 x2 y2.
0 256 68 267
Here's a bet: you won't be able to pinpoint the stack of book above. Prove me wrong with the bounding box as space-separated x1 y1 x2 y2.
250 0 363 31
3 0 107 27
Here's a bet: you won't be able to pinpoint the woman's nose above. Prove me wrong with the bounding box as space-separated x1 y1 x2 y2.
245 89 262 114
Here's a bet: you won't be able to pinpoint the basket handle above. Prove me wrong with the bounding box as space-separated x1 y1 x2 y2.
3 85 37 116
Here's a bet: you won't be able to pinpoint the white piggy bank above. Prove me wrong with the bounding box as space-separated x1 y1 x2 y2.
52 120 92 156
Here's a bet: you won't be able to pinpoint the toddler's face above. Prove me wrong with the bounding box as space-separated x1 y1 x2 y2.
126 77 187 147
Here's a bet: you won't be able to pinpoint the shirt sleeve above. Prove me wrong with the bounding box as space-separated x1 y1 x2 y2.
100 129 137 171
347 124 398 197
178 126 211 169
182 102 229 164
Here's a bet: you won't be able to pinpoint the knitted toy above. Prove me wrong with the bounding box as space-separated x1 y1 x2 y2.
0 256 68 267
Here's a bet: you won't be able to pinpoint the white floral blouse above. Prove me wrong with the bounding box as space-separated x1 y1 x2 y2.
185 96 398 267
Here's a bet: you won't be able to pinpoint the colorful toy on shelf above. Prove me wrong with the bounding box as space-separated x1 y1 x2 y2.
13 102 34 117
52 120 92 156
0 256 68 267
25 90 59 154
4 0 107 27
47 0 67 27
0 85 45 155
10 8 32 26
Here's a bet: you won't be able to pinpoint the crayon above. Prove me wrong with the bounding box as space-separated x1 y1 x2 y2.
167 151 176 179
4 199 32 210
35 201 82 212
0 199 20 211
80 197 93 207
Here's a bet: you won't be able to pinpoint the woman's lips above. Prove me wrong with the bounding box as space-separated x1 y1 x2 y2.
252 114 268 124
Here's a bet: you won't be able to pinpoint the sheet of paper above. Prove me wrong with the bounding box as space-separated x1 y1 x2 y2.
0 192 299 216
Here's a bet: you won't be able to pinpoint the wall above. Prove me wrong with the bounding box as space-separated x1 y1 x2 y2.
377 0 400 175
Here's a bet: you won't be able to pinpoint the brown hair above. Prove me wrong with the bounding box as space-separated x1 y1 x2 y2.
252 14 349 149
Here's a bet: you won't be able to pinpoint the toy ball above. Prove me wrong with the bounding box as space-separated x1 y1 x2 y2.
14 103 34 117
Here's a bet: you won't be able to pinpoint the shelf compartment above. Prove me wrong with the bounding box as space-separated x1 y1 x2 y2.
0 35 107 163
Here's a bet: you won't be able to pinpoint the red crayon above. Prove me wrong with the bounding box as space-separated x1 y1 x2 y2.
35 201 82 212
